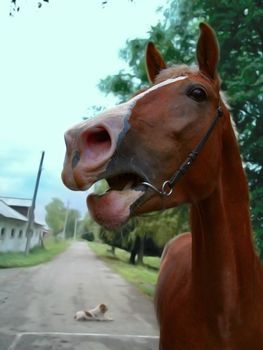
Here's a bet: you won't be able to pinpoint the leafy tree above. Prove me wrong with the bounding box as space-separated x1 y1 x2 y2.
131 205 189 248
127 205 189 265
99 0 263 256
81 232 95 241
45 198 66 235
99 220 134 255
65 208 80 238
78 214 102 240
45 198 80 238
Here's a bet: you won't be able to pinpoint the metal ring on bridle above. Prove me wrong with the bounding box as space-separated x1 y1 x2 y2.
161 180 173 197
141 180 174 197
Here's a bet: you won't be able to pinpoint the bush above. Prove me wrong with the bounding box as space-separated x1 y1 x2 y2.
81 232 95 241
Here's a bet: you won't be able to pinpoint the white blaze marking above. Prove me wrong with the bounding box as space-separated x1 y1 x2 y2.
87 76 187 125
127 76 187 110
123 75 187 118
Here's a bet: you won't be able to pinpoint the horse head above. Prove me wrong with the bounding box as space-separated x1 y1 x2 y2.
62 23 226 230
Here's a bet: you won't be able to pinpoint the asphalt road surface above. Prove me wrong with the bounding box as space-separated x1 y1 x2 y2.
0 241 159 350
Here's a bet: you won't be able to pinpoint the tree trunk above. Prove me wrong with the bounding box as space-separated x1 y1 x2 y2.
137 235 145 265
110 245 116 255
129 235 141 264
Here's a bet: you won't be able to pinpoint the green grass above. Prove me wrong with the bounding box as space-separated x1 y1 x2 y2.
88 241 160 298
0 238 69 268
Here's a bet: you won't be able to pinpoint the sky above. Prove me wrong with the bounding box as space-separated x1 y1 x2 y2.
0 0 166 223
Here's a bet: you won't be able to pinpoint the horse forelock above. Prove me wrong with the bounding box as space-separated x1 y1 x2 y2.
155 65 198 84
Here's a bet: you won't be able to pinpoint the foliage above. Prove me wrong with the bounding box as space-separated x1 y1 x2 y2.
81 232 95 242
131 205 189 248
98 0 263 255
0 237 69 268
88 241 159 297
45 198 80 238
78 214 102 240
45 198 66 235
65 208 80 239
99 220 134 251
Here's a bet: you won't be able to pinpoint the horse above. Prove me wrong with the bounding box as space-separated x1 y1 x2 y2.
62 23 263 349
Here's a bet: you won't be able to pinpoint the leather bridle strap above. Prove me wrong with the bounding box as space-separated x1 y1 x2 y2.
141 105 223 197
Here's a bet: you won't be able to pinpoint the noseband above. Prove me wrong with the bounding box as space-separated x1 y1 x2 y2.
141 106 223 197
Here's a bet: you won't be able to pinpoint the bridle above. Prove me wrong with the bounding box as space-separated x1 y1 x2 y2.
141 105 223 197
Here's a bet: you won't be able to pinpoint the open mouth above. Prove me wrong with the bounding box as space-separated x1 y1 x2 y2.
107 173 144 191
87 172 147 230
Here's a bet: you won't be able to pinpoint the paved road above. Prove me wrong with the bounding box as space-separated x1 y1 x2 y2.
0 241 159 349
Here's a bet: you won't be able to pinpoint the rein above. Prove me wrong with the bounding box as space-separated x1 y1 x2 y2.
141 105 223 197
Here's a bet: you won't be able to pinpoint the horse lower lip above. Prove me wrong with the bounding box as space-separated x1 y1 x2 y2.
87 188 145 229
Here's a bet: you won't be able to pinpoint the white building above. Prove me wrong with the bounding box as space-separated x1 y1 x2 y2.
0 197 45 253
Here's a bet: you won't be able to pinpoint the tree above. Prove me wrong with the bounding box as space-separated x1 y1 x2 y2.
98 0 263 256
99 220 134 255
78 213 102 240
45 198 66 235
65 208 80 239
45 198 80 238
129 233 144 265
130 205 189 249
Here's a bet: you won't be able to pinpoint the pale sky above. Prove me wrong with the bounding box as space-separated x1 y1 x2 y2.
0 0 166 222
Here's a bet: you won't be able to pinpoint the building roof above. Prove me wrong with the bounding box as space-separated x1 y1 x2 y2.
0 200 28 222
0 197 32 208
0 197 45 227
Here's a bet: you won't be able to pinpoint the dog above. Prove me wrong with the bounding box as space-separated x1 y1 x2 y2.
74 303 113 321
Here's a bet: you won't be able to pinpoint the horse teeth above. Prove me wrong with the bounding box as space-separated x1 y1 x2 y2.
123 181 133 190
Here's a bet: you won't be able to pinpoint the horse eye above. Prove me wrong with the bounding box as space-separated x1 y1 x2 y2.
187 87 207 102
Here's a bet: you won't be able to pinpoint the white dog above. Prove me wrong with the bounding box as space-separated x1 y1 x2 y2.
74 303 113 321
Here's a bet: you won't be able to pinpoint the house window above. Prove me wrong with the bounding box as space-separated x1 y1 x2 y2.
18 230 23 238
0 228 5 239
11 228 16 238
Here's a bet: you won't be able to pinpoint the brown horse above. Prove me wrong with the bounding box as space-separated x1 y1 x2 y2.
62 23 263 349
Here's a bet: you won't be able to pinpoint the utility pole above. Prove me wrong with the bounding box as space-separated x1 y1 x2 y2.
25 151 45 255
73 218 81 240
62 202 69 240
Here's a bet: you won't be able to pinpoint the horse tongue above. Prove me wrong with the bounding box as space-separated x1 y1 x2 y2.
87 189 144 230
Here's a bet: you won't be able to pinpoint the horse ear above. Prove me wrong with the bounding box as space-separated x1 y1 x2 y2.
197 23 219 79
146 42 167 83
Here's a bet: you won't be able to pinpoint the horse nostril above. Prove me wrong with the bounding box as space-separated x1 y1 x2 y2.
81 126 112 160
88 128 110 145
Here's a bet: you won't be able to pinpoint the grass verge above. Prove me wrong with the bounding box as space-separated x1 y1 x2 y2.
0 238 69 268
88 241 160 298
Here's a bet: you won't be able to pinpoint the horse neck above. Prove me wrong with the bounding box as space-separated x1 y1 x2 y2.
190 113 257 315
